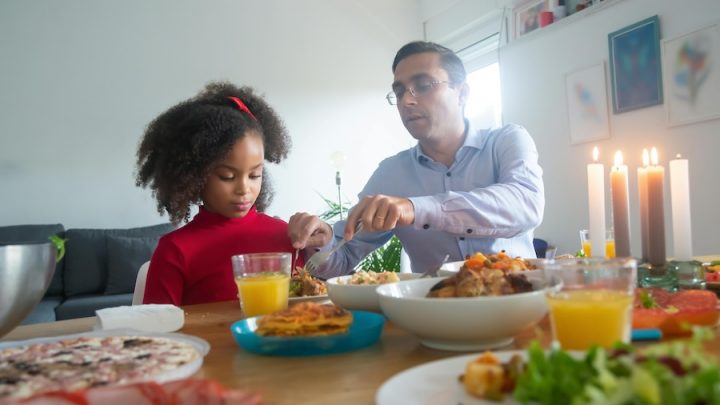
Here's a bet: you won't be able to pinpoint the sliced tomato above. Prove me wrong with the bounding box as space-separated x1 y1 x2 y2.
633 288 719 336
632 308 670 329
668 289 718 310
661 309 720 336
662 290 719 336
634 288 673 308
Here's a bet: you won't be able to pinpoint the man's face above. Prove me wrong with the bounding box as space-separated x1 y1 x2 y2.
391 52 466 143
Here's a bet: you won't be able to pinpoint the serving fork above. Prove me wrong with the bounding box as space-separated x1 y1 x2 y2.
304 223 363 273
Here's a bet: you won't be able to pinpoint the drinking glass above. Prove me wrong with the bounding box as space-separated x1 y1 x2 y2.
579 229 591 257
605 228 616 258
231 252 291 317
544 257 636 350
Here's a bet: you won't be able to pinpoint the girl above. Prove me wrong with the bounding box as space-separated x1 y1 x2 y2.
136 81 302 305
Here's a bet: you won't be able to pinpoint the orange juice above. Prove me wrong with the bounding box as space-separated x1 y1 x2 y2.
546 289 632 350
582 241 592 257
235 272 289 317
605 239 616 258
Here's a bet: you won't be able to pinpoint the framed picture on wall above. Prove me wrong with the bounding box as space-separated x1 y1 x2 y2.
662 22 720 126
514 0 547 39
565 62 611 145
608 15 663 114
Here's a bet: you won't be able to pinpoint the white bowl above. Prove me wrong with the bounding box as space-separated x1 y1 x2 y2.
376 275 549 351
327 273 421 312
437 259 545 277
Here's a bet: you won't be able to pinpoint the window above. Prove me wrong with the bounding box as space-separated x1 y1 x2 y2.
465 62 502 128
422 4 504 128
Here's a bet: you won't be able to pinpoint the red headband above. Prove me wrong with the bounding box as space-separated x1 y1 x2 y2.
227 96 257 120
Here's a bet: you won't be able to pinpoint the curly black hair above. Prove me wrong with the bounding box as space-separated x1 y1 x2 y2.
136 81 291 224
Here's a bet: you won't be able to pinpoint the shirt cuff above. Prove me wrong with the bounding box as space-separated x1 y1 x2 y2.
408 196 442 231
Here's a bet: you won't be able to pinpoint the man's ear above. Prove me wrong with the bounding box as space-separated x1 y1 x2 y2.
458 82 470 106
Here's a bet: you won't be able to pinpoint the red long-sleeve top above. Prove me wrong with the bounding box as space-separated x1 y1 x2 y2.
143 207 302 306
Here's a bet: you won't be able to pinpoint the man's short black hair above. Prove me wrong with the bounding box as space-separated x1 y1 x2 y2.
392 41 466 84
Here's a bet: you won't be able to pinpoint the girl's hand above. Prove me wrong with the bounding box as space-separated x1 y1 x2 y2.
288 212 333 250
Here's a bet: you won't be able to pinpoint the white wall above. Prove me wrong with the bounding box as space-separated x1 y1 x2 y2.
0 0 421 228
500 0 720 256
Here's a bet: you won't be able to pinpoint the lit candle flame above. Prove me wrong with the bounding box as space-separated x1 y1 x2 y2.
676 153 682 159
642 148 649 166
614 151 624 167
592 146 599 162
651 147 659 165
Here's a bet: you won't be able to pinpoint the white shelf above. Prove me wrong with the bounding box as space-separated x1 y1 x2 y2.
501 0 626 48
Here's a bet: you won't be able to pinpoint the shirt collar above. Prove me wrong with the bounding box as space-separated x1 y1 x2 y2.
413 119 485 163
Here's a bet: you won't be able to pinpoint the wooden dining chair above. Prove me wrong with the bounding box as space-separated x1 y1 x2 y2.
132 261 151 305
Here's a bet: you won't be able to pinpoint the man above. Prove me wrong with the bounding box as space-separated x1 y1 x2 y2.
288 41 544 278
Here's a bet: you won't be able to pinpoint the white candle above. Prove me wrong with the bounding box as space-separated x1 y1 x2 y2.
610 151 631 257
587 146 606 258
638 149 650 262
646 147 666 265
669 154 693 261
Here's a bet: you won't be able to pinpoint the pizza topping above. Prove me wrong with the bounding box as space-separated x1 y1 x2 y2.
0 335 201 400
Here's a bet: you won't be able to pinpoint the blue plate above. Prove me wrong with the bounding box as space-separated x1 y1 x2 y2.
230 310 384 356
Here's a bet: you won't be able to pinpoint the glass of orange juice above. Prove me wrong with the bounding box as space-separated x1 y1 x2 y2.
579 229 591 257
544 257 636 350
231 252 291 317
605 228 616 258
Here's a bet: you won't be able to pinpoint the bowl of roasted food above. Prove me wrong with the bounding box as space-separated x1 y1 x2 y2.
376 262 552 351
327 270 421 312
437 251 542 278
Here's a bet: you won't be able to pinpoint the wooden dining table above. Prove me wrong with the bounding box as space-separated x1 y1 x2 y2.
3 296 720 405
4 255 720 404
1 300 555 404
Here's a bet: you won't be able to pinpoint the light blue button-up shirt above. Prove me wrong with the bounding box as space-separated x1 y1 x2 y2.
314 121 544 278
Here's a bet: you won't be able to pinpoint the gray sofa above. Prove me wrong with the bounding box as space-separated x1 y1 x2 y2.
0 223 175 324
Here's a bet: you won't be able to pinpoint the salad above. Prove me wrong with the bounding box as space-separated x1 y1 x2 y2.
512 329 720 404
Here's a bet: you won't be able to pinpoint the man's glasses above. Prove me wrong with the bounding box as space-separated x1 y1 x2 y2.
386 80 450 105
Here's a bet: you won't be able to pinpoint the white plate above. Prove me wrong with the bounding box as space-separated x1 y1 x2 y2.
0 328 209 384
437 260 464 277
289 294 330 303
376 351 524 405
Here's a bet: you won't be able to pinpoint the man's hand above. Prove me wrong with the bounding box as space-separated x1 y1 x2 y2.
345 195 415 240
288 212 334 250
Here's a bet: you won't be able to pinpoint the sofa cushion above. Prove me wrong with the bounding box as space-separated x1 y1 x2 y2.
0 224 65 297
63 223 175 297
105 235 158 295
55 293 133 321
20 296 63 325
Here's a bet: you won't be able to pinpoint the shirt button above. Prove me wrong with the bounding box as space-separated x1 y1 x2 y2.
423 224 430 229
459 237 465 241
446 172 451 177
466 229 473 234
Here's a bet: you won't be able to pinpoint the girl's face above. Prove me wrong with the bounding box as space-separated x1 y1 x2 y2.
201 131 264 219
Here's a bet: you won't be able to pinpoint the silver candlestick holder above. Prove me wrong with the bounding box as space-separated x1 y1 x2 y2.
638 261 678 291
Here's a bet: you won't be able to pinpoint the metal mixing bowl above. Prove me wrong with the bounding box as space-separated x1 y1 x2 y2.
0 242 56 337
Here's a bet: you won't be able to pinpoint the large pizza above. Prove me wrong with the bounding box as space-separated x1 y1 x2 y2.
0 335 203 400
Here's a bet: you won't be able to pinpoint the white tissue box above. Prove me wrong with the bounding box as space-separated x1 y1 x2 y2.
95 304 184 333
